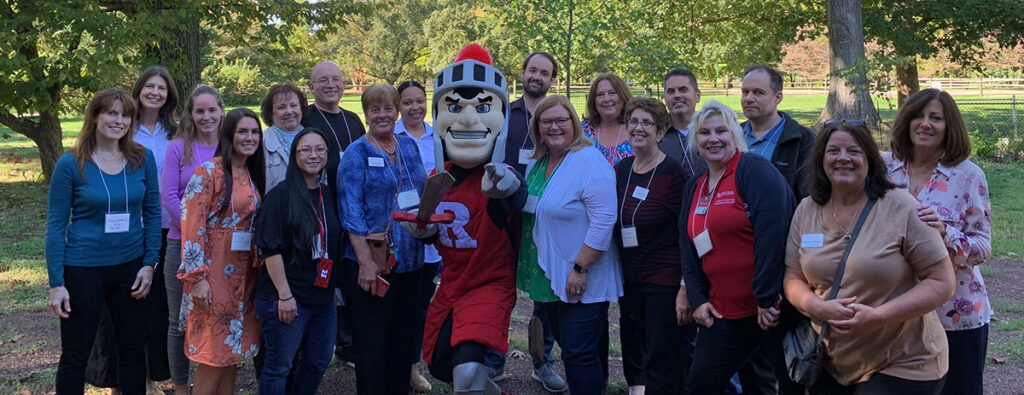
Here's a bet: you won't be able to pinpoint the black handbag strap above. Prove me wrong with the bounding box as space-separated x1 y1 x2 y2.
817 198 876 344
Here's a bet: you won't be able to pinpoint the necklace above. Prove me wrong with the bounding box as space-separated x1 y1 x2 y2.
366 134 395 155
907 161 935 196
830 200 862 240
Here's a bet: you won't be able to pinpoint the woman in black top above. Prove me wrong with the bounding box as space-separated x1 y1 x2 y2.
253 128 341 395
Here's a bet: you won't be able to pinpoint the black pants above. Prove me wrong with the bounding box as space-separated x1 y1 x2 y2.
346 259 424 395
427 310 487 382
86 231 170 387
811 371 945 395
56 258 147 395
619 283 685 394
411 261 439 364
687 315 793 394
941 324 988 395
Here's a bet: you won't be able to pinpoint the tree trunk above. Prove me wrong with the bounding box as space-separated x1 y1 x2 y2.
147 14 201 114
819 0 881 130
32 110 64 179
896 55 919 107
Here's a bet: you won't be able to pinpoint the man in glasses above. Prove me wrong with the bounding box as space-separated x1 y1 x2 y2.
740 64 815 200
661 68 708 179
301 60 366 369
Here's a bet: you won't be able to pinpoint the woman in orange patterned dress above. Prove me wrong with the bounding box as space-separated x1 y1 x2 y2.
178 108 267 394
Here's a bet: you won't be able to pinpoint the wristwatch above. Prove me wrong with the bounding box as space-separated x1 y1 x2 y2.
572 263 589 274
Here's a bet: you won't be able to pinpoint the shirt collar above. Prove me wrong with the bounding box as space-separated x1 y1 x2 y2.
394 120 433 138
889 154 954 178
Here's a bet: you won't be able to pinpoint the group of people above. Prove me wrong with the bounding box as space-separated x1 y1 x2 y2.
45 47 992 395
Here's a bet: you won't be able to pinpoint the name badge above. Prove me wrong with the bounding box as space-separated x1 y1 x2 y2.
694 230 713 257
398 190 420 209
231 231 253 251
104 213 130 233
339 150 345 161
801 233 824 248
632 186 649 201
621 226 639 248
519 149 534 165
695 196 711 215
368 157 385 167
523 195 539 214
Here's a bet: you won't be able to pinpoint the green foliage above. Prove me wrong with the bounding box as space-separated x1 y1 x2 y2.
993 299 1024 314
202 58 270 105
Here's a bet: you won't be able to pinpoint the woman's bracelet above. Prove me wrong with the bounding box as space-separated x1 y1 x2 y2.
279 295 294 302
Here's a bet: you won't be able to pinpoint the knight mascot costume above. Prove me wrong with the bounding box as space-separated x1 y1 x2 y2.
398 44 526 394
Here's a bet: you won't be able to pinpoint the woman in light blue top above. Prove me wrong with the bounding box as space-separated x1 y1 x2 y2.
339 83 428 394
262 83 308 191
45 88 161 394
520 95 621 395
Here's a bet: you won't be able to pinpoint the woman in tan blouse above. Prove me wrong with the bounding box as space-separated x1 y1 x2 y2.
782 121 955 394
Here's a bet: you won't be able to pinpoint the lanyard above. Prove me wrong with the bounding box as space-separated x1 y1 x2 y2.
230 168 258 233
619 154 660 227
98 162 129 214
689 175 720 238
675 130 695 175
316 106 353 151
520 110 533 150
313 187 328 254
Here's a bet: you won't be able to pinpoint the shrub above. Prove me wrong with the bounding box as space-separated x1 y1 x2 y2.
202 57 269 105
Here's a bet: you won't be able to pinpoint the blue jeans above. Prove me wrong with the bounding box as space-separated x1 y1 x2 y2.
255 299 337 395
545 301 609 395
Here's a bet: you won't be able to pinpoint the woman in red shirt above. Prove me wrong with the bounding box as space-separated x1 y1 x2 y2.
679 100 797 393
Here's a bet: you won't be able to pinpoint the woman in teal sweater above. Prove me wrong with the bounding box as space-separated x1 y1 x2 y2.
45 88 161 394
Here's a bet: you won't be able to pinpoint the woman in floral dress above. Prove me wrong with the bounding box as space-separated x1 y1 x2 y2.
178 108 267 394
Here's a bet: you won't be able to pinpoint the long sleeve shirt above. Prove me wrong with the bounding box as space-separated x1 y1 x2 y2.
161 139 217 240
45 151 161 287
133 121 172 228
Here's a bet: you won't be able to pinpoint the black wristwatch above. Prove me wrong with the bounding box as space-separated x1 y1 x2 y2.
572 263 589 274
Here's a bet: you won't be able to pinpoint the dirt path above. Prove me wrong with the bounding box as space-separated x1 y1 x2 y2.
3 258 1023 394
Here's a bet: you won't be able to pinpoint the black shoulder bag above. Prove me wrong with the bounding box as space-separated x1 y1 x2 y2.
783 198 875 386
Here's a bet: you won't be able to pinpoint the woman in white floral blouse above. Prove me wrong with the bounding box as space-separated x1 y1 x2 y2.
884 88 993 395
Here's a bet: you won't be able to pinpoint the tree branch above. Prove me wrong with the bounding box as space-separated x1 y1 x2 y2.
0 111 40 140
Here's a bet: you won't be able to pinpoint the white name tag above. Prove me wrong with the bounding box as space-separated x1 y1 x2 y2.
398 190 420 209
694 206 708 215
368 157 385 167
104 213 130 233
523 195 539 214
621 226 639 248
339 150 345 161
801 233 824 248
231 231 253 251
694 230 713 257
631 186 649 201
519 149 534 165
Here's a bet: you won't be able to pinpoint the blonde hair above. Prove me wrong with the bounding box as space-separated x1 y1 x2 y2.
529 95 592 159
686 100 747 154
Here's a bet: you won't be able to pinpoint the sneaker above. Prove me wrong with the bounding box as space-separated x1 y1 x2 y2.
488 365 506 382
531 363 567 393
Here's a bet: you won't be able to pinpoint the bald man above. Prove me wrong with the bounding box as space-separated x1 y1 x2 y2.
302 61 366 195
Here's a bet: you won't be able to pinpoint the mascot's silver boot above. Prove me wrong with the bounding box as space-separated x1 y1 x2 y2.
452 362 502 395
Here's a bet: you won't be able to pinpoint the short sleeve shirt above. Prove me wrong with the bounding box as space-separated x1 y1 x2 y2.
786 191 950 385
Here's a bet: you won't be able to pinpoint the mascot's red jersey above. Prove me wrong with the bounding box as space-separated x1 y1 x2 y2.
422 164 518 363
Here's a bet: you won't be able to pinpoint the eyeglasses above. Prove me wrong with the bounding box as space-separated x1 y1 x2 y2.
539 117 571 129
313 77 343 85
297 146 328 156
627 118 657 130
824 119 866 127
